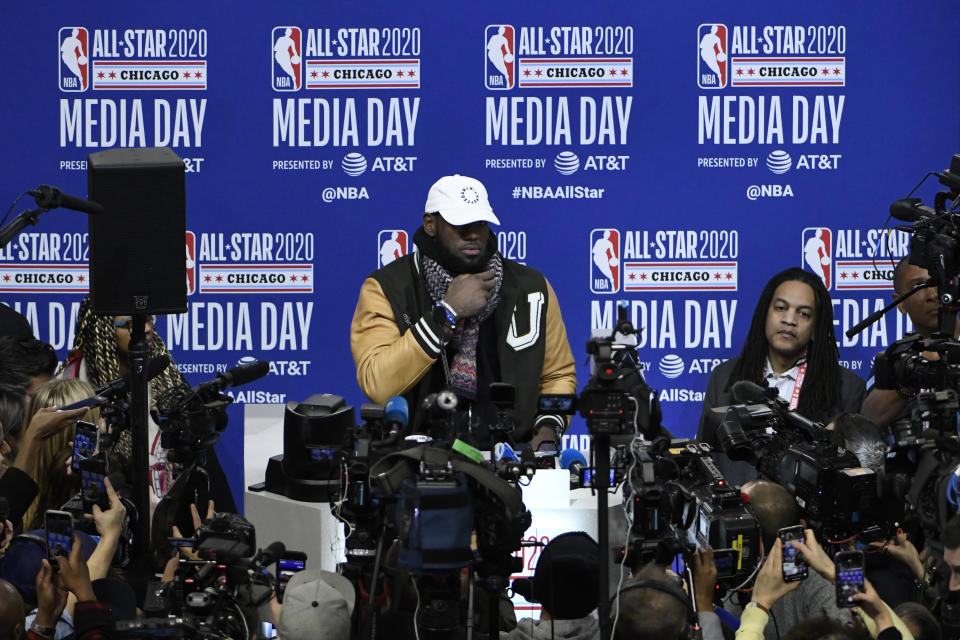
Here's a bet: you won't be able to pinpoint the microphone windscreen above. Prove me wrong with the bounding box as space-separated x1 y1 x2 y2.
558 448 587 470
147 354 171 380
384 395 409 428
731 380 769 404
223 360 270 387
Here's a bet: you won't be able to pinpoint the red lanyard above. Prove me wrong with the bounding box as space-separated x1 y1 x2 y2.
788 360 807 410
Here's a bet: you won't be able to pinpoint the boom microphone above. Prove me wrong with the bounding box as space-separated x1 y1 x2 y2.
198 360 270 391
28 185 103 215
255 541 287 567
730 380 777 405
96 354 171 396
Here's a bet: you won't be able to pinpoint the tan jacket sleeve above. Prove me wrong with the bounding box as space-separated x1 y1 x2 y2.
350 277 438 404
539 277 577 396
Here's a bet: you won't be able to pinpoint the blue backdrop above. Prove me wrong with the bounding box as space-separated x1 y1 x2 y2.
2 1 958 510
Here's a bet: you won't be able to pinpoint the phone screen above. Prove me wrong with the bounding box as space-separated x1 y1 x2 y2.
72 421 99 471
80 459 109 512
276 555 307 603
45 511 73 564
835 551 865 607
713 548 739 579
779 526 808 582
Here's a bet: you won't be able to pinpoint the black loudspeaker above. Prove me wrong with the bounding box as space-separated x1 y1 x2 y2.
87 147 187 315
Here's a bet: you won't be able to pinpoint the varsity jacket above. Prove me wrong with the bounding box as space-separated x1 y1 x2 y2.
350 251 576 435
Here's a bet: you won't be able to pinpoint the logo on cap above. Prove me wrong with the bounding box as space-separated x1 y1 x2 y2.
460 187 479 204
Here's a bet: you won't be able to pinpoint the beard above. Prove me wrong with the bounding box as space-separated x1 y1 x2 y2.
435 237 495 275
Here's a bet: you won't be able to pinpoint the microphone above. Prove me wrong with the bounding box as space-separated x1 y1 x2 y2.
96 354 171 396
559 448 588 479
730 380 778 405
383 396 408 435
28 185 103 215
255 541 287 568
889 198 935 223
199 360 270 391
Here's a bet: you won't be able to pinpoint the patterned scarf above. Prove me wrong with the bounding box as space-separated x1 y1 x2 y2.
422 252 503 398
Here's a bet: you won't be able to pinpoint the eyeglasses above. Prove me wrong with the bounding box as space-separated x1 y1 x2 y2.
114 316 156 331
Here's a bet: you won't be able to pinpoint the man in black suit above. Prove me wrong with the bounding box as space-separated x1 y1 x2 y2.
697 267 865 486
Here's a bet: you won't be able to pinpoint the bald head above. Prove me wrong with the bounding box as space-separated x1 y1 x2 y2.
741 479 800 550
0 579 24 640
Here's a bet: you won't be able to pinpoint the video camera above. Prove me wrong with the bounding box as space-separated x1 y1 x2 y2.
133 513 291 640
704 380 887 542
620 437 762 589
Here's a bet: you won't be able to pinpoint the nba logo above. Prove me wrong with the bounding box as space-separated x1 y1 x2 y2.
59 27 88 92
697 24 727 89
590 229 620 294
378 230 408 268
485 25 515 90
185 231 196 295
801 227 832 290
272 27 302 91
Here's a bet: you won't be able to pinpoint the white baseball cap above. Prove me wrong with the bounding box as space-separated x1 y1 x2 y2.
424 174 500 226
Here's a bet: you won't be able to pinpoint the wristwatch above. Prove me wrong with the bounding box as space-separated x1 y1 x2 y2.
30 623 56 638
745 601 769 615
434 300 458 334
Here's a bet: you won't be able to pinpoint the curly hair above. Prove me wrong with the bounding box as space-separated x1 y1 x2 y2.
60 294 188 399
22 377 100 531
725 267 842 422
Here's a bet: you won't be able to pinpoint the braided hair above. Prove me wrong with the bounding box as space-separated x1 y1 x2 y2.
725 267 841 422
60 294 188 399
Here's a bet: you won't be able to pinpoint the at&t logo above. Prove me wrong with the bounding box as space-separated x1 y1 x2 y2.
590 229 620 294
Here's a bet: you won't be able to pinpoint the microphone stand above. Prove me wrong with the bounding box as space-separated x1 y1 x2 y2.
127 315 152 562
0 208 46 250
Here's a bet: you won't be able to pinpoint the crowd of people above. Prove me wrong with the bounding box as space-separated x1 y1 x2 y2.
0 173 957 640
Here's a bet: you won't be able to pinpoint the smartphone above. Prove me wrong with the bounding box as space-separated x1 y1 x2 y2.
72 421 99 471
778 525 808 582
59 395 108 412
712 548 740 579
80 457 109 512
276 551 308 603
45 510 73 565
835 550 865 608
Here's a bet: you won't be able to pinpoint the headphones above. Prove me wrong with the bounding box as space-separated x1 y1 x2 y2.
611 578 700 640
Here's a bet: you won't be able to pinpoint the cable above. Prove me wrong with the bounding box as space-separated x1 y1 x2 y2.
411 575 421 640
610 395 642 639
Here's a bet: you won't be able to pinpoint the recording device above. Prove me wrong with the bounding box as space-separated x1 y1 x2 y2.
276 551 307 603
778 525 808 582
72 420 99 471
834 550 865 608
705 380 885 541
59 395 108 411
80 456 110 512
45 510 73 566
621 438 761 589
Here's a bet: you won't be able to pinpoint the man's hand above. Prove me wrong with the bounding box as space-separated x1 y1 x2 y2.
872 531 924 580
34 559 68 629
170 499 215 562
691 547 718 612
790 528 835 582
752 539 800 610
56 534 95 603
26 407 87 441
444 270 495 319
851 579 894 630
89 476 126 541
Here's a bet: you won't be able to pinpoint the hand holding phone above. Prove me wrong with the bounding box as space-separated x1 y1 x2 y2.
45 510 74 567
79 458 109 513
834 550 866 607
72 421 99 471
778 526 808 582
58 396 108 412
276 552 307 603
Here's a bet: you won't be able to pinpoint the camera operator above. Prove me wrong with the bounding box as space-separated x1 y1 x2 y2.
697 268 866 486
350 174 576 448
725 480 854 639
861 258 956 427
